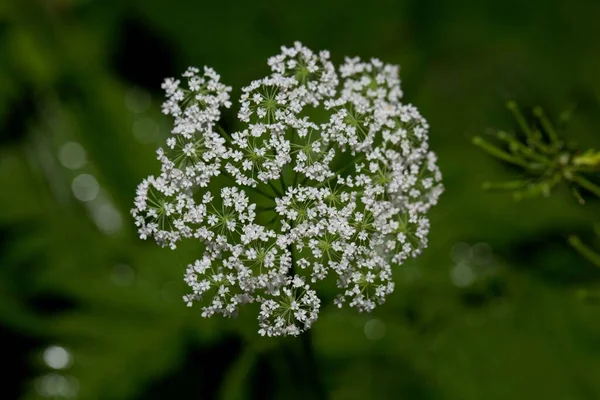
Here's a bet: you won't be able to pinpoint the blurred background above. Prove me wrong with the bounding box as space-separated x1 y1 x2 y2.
2 0 600 399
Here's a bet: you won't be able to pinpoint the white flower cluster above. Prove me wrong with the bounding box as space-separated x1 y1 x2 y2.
132 42 443 337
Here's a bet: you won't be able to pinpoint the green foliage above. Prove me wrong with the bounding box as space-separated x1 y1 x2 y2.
2 0 600 399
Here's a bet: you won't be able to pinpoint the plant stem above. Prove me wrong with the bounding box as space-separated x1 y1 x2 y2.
217 124 235 144
266 181 284 197
300 329 326 399
571 174 600 198
507 101 534 140
279 173 288 196
472 136 531 169
222 172 275 201
286 228 326 399
569 235 600 268
533 106 559 145
482 180 531 191
495 130 549 164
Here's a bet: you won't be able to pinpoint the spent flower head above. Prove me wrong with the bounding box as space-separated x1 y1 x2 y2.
132 42 443 336
473 102 600 269
473 102 600 201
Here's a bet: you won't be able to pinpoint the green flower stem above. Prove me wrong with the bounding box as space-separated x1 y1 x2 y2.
507 101 535 142
222 171 276 201
512 178 555 200
300 329 326 399
265 214 279 226
533 106 559 145
572 187 586 205
472 136 531 169
217 124 235 146
569 235 600 268
506 102 552 153
292 167 299 187
573 165 600 174
298 174 311 187
279 173 288 194
279 332 326 400
495 131 549 164
285 219 326 400
571 174 600 198
267 181 284 197
482 180 532 191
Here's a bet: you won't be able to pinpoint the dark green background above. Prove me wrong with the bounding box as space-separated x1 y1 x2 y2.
1 0 600 399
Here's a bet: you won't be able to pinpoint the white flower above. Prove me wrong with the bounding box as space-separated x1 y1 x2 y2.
131 42 443 337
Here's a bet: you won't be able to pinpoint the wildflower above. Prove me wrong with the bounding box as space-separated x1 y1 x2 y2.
132 42 443 336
